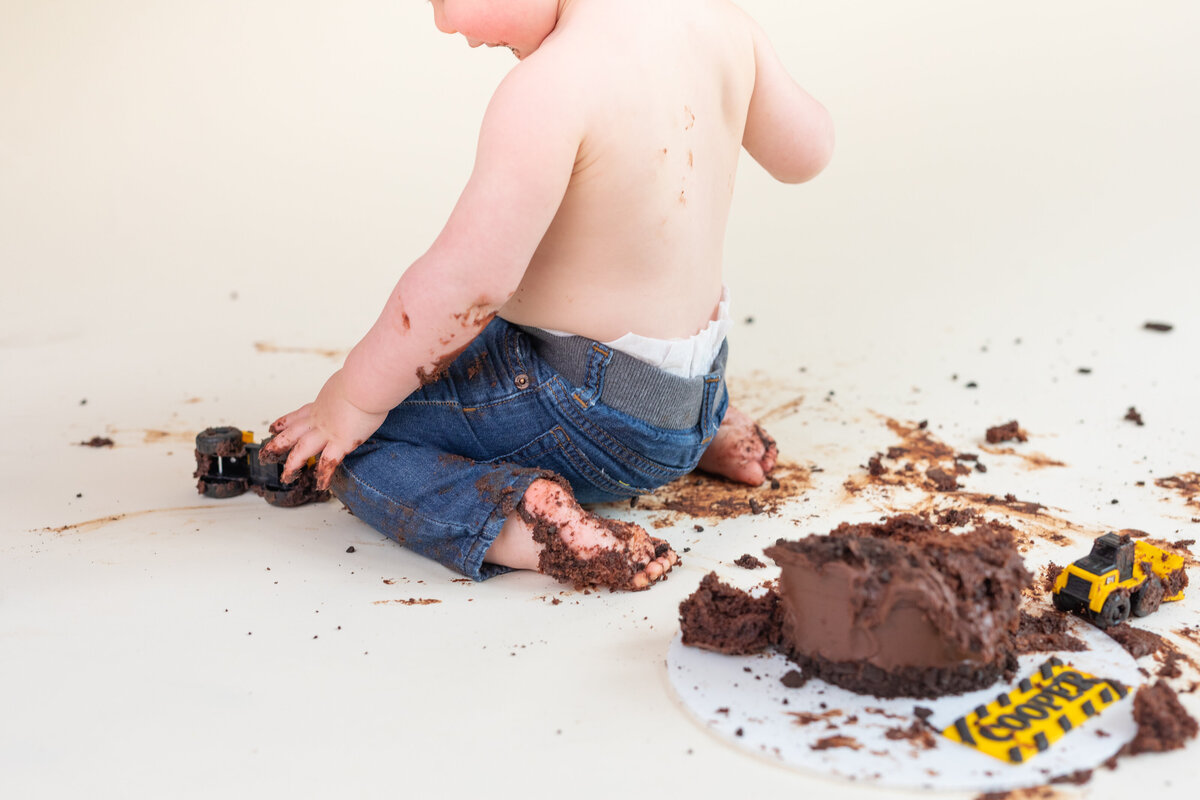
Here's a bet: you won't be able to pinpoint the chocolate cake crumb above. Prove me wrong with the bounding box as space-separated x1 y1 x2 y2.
867 454 885 476
1143 321 1174 332
1015 609 1087 654
811 735 861 751
734 553 766 569
937 508 978 527
678 572 779 654
1049 769 1093 786
1104 624 1166 660
884 721 937 749
1128 680 1198 754
986 421 1027 444
913 706 933 722
780 669 809 689
1042 562 1064 594
926 466 958 492
345 546 355 553
1124 406 1145 426
78 436 114 448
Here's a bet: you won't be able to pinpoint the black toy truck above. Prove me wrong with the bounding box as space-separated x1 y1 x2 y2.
193 426 330 508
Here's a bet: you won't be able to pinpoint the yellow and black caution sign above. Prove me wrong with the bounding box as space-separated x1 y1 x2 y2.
941 657 1129 764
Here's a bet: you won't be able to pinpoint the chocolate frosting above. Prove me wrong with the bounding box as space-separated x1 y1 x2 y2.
765 515 1029 677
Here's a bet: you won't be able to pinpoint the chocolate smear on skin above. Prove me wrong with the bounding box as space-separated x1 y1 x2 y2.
516 477 671 592
415 340 474 387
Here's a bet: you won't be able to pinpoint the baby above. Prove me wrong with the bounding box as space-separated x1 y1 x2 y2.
263 0 833 590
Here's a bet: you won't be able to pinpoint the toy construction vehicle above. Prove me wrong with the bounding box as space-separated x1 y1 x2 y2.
193 426 330 508
1052 532 1187 628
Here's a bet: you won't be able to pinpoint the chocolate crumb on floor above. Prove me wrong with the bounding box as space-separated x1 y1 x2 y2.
78 436 114 448
734 553 766 569
985 420 1027 444
810 735 862 751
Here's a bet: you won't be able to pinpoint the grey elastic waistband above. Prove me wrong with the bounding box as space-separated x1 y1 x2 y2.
517 325 727 431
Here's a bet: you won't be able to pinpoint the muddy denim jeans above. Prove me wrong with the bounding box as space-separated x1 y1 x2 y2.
332 317 728 580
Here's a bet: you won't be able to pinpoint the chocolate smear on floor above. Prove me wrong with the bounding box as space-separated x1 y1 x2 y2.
77 436 114 448
1156 473 1200 509
810 735 861 751
636 460 810 521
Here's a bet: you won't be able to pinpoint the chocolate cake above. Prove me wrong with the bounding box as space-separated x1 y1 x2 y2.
679 516 1030 698
763 516 1029 698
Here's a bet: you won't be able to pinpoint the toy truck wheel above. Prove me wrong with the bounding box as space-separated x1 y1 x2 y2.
200 476 249 498
1132 575 1165 617
1096 593 1131 628
196 426 245 457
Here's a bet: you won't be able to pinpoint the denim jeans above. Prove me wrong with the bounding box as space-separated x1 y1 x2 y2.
331 317 729 580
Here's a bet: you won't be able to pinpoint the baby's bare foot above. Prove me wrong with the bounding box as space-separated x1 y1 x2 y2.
517 479 676 591
697 405 778 485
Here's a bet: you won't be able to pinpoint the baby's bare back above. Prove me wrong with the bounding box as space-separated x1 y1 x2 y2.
498 0 756 342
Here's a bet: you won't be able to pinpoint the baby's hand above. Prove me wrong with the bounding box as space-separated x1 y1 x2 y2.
261 369 386 491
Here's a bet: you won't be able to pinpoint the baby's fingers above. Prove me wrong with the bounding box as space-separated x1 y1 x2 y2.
262 419 314 463
314 446 349 492
269 404 312 436
281 430 326 484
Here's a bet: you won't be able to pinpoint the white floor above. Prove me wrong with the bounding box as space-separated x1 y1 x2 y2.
2 2 1199 798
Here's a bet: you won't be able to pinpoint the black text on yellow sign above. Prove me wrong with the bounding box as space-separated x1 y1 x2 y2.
941 657 1129 764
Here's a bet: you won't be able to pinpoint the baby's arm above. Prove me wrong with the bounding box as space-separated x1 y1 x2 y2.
264 61 584 487
741 18 835 184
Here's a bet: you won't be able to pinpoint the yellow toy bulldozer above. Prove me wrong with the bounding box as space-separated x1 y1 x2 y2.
1052 532 1187 628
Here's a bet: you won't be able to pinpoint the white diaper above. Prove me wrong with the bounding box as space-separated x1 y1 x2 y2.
541 286 730 379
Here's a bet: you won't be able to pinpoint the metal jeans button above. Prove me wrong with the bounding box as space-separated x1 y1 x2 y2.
514 374 530 390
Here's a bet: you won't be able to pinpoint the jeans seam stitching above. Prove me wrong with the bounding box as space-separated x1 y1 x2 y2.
548 379 681 479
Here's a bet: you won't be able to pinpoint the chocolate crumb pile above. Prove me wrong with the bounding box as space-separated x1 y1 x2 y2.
734 553 766 569
985 420 1027 444
1014 609 1087 655
678 572 778 655
1127 680 1198 754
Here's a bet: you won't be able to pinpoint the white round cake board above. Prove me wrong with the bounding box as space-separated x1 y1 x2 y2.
666 617 1141 792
